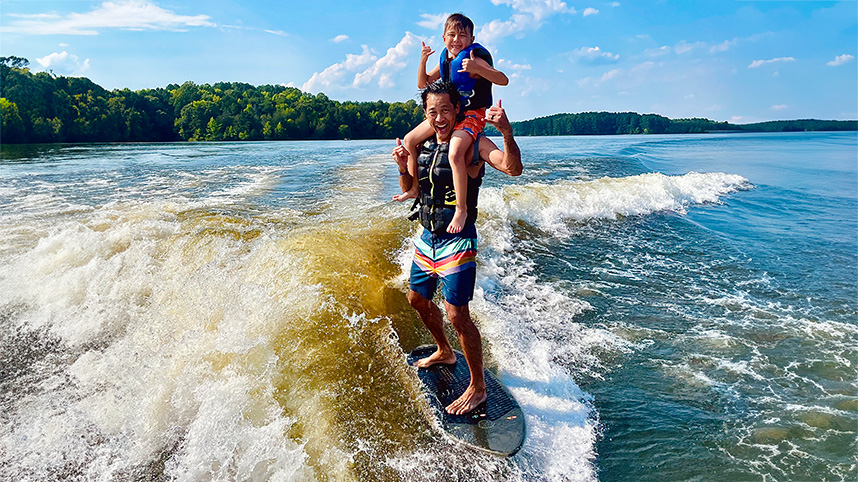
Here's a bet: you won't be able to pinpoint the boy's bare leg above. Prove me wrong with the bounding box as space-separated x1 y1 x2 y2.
446 130 473 233
393 120 434 202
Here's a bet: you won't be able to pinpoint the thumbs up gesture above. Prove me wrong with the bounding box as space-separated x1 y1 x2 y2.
484 100 510 133
457 50 482 77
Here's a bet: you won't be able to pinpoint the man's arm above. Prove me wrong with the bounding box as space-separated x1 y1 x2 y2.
480 102 522 176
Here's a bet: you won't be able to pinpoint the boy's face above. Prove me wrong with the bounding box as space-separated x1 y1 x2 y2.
443 25 474 57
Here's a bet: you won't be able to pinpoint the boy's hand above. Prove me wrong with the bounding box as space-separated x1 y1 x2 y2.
420 41 435 64
484 100 511 134
458 51 485 77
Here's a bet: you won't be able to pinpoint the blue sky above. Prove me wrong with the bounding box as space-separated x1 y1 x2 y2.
1 0 856 122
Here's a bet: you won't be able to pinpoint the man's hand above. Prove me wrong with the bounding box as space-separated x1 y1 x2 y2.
392 137 408 173
484 100 511 135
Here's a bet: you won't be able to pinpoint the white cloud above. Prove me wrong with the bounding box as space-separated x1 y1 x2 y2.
35 51 91 74
748 57 795 69
583 8 599 17
771 104 788 111
0 0 214 35
674 40 708 55
354 33 419 88
645 37 741 57
302 32 420 93
265 30 287 37
479 0 576 44
417 13 448 30
331 34 349 43
490 0 575 21
497 58 532 71
645 45 671 57
497 58 532 80
827 54 854 67
571 46 619 64
577 62 654 88
302 45 377 93
709 39 738 53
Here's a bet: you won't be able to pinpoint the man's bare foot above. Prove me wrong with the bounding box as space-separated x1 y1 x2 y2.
393 188 418 202
413 348 457 368
446 209 467 233
446 383 486 415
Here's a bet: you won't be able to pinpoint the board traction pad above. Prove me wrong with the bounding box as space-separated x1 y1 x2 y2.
407 345 525 456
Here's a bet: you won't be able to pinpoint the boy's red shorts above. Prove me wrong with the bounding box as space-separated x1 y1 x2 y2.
455 108 487 140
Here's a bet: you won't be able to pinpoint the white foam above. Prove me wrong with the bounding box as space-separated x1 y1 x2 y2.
453 177 640 480
0 201 318 481
480 172 751 235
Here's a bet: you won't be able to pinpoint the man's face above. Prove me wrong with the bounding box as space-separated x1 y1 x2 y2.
424 93 458 143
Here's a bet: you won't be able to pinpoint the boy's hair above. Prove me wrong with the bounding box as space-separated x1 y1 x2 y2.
444 13 474 36
421 81 461 109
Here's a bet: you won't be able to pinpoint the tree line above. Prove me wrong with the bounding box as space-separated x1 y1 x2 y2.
499 112 857 136
2 56 855 144
1 57 423 144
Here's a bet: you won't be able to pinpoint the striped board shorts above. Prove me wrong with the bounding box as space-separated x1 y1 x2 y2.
410 224 477 307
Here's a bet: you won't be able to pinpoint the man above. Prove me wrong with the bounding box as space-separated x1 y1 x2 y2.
392 80 522 415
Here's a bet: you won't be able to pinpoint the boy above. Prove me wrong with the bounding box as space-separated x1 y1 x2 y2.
393 13 508 234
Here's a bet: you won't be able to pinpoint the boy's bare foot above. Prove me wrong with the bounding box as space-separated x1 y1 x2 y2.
393 189 418 202
413 348 457 368
446 383 486 415
447 209 467 233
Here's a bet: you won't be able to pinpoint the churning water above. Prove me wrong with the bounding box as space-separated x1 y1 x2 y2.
1 132 855 481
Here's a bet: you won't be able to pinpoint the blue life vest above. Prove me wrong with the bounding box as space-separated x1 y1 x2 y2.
439 43 493 112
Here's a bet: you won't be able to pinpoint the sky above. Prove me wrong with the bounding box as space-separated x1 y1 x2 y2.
1 0 856 123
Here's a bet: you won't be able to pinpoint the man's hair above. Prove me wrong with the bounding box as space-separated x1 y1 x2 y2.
444 13 474 36
421 81 460 109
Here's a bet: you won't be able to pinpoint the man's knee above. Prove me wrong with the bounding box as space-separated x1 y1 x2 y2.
408 290 430 311
445 303 474 333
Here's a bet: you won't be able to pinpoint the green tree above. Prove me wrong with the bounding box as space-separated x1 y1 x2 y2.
1 97 26 142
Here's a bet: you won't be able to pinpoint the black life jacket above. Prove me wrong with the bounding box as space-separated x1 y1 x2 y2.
410 136 484 233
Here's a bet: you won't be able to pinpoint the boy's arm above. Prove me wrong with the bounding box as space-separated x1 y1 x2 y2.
417 41 441 88
419 66 441 89
459 51 509 86
480 102 522 176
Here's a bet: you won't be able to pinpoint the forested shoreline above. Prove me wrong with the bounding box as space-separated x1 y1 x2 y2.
0 58 423 144
2 57 855 144
500 112 857 136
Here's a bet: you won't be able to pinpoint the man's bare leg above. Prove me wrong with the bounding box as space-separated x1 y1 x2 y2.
444 302 487 415
407 290 457 367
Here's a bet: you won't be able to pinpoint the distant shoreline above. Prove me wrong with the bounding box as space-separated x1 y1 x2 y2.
2 60 855 144
490 113 857 137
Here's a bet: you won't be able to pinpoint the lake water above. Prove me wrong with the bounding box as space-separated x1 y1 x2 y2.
1 132 855 481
